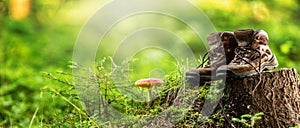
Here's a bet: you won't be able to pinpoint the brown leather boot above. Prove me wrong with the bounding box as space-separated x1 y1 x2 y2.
216 29 279 77
186 31 237 85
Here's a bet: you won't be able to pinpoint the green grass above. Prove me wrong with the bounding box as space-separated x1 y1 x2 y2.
40 58 183 127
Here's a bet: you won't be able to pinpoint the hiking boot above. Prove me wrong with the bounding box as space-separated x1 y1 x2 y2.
186 32 237 85
216 29 279 77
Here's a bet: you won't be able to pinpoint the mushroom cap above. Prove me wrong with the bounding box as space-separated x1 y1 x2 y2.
134 78 164 87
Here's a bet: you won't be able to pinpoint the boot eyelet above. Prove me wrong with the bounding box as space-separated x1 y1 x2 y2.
266 49 271 55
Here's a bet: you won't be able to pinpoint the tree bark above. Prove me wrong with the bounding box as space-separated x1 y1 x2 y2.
224 68 300 127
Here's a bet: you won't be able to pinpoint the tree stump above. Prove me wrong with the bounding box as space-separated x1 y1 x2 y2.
225 68 300 127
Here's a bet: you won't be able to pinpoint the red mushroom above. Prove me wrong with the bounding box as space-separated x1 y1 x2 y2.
134 78 164 101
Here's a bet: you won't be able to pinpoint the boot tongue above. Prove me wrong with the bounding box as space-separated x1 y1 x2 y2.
234 29 254 47
253 30 269 45
252 30 269 49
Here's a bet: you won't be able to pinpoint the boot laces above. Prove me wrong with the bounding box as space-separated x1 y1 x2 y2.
197 46 223 68
232 47 262 73
197 52 209 68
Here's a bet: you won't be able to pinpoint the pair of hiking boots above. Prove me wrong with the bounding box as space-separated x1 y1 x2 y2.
186 29 279 84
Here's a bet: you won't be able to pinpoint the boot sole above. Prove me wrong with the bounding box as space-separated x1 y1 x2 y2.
185 71 220 86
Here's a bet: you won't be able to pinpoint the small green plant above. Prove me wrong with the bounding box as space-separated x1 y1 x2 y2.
231 112 264 128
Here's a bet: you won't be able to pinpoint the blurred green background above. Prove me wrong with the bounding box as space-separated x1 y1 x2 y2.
1 0 300 127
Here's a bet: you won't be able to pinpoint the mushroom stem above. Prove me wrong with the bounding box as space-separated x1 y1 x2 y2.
148 89 152 101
